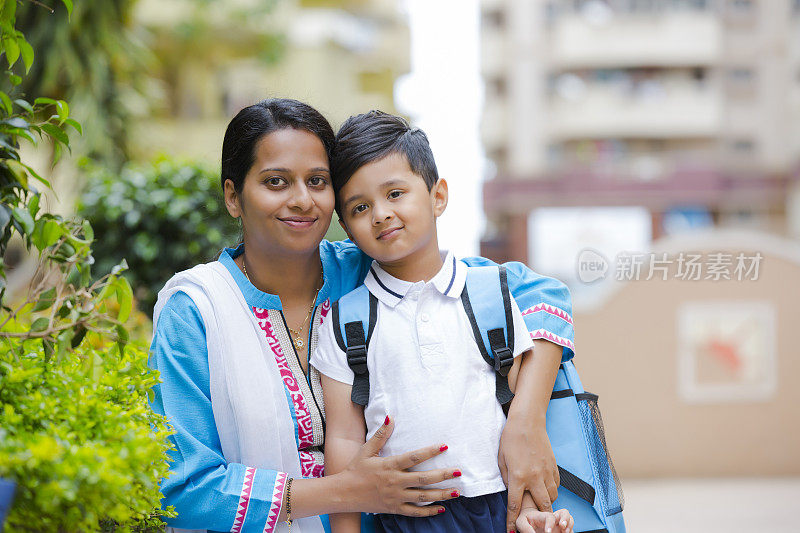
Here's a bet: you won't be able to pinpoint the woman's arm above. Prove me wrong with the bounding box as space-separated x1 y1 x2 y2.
151 292 291 533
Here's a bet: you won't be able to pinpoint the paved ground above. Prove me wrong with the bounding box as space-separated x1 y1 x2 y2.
619 477 800 532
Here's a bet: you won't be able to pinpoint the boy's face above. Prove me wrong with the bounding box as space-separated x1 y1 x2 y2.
338 152 447 267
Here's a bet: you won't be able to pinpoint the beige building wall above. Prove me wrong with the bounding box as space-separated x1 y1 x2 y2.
133 0 409 162
481 0 800 180
572 229 800 478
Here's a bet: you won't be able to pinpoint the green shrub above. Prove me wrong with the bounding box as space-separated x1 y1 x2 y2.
0 339 175 532
78 158 238 316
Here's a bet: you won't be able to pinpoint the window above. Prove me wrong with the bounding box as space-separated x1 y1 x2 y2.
726 67 756 96
487 76 508 98
482 9 506 30
730 139 755 153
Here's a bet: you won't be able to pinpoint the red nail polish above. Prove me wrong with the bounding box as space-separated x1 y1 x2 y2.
452 470 461 477
451 491 459 498
439 445 448 452
438 508 445 514
384 415 390 426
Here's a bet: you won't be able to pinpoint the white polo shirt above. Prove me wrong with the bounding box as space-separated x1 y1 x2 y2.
313 251 533 497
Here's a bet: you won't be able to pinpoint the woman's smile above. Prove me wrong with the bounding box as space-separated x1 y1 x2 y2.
279 215 318 229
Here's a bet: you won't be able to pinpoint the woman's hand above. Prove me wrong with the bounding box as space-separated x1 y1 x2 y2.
499 421 560 531
336 416 461 517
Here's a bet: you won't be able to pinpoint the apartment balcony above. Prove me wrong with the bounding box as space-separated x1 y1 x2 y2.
550 12 721 69
548 87 722 140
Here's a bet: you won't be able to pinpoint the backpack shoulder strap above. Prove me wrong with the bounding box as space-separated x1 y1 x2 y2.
330 285 377 406
460 264 515 405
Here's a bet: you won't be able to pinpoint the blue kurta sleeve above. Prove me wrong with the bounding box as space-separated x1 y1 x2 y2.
320 239 374 299
150 292 290 533
461 257 575 362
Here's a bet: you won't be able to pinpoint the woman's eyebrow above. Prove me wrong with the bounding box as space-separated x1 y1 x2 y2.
258 167 330 174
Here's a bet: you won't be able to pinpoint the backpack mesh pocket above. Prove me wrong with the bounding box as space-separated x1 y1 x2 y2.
576 392 624 515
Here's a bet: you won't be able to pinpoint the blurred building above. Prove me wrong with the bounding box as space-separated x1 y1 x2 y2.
133 0 409 161
480 0 800 262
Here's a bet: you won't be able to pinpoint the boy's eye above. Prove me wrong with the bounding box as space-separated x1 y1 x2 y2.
388 190 403 199
352 203 369 215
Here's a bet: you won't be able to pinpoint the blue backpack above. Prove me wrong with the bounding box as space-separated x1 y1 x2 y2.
330 264 626 533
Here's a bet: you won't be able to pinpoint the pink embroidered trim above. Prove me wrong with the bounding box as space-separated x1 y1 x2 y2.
231 466 256 533
299 450 325 478
253 308 315 448
522 303 574 325
263 472 288 533
530 329 575 350
318 298 331 324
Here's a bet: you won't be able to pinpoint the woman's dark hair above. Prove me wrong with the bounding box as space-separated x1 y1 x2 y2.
331 110 439 217
220 98 336 194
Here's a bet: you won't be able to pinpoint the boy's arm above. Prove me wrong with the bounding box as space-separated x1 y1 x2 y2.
321 374 367 533
500 339 562 533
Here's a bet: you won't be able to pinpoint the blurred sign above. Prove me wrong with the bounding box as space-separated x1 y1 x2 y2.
677 301 777 403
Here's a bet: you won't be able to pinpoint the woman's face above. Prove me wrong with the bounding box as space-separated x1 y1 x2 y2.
224 128 334 257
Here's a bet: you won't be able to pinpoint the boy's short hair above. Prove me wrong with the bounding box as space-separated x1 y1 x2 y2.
331 111 439 217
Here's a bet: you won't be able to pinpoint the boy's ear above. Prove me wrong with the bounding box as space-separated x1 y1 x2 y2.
431 178 448 218
223 178 242 219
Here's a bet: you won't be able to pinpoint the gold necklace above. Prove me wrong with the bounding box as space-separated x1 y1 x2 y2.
241 256 323 349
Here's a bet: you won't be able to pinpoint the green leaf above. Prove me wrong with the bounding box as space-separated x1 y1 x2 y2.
82 219 94 242
13 98 33 114
0 203 10 232
61 0 73 17
30 316 50 333
3 116 28 129
0 90 11 115
110 258 128 276
40 123 69 146
115 277 133 323
31 218 63 251
56 100 69 121
11 206 33 234
28 193 40 217
2 0 17 22
3 34 19 68
5 159 28 187
33 97 57 107
63 117 82 135
7 73 20 86
33 287 57 312
18 38 32 74
71 325 87 349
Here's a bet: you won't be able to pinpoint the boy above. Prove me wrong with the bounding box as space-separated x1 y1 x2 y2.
312 111 573 533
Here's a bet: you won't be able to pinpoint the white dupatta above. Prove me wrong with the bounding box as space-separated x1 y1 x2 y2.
153 261 325 533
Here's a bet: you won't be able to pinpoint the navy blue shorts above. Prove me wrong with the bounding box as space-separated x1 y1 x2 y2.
375 490 507 533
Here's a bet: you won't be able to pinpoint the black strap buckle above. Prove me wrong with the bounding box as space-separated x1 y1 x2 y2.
346 345 368 375
493 346 514 377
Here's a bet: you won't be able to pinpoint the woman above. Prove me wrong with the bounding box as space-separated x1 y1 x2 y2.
149 98 575 533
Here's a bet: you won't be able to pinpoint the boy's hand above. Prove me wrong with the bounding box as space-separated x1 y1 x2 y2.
515 507 574 533
499 423 559 530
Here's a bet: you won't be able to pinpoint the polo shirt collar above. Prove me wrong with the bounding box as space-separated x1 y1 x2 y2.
364 251 466 307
